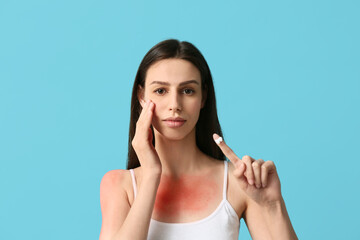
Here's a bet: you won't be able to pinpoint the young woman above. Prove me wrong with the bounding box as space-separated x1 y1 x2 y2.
99 39 298 240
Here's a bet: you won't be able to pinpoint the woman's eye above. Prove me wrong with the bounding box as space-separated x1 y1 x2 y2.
154 88 166 95
183 89 195 95
154 88 194 95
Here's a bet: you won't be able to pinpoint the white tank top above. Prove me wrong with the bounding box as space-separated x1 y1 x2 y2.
129 160 241 240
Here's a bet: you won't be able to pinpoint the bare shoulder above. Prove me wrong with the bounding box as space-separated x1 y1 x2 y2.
227 161 247 220
100 168 141 205
100 169 132 205
100 169 129 190
99 169 133 240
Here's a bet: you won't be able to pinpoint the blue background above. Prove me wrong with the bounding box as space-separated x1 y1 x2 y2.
1 0 359 239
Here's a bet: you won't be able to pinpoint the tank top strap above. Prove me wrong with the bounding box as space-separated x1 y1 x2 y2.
223 160 228 200
129 169 137 199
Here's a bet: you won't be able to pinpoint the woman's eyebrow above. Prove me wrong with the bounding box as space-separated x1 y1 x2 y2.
149 80 199 86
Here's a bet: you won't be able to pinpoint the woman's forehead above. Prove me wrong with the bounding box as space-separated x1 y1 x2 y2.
145 59 201 86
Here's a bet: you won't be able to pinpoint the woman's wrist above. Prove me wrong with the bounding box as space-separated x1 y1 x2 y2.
141 168 162 183
262 196 285 214
260 197 298 240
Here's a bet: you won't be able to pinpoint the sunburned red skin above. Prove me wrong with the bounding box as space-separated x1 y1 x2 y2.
154 174 219 218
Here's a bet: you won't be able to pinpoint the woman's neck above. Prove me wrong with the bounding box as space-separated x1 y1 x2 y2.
154 129 206 177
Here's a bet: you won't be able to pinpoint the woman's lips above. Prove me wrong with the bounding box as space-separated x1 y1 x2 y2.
163 120 186 128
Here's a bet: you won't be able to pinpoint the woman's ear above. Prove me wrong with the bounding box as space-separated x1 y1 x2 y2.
137 85 145 108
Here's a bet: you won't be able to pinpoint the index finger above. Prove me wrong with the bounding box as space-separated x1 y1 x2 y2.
137 100 154 129
213 133 240 164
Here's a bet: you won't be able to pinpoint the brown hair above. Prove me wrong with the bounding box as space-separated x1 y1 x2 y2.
127 39 225 169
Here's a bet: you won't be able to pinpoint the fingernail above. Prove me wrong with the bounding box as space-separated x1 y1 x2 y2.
256 183 261 188
213 133 223 144
249 179 254 185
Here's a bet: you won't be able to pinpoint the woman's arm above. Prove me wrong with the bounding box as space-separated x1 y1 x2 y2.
100 100 162 240
244 197 298 240
99 169 160 240
213 133 298 240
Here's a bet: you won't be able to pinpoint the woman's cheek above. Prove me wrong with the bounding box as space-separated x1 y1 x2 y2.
189 99 202 112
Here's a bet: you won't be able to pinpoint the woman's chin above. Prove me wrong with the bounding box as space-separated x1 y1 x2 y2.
153 126 192 142
156 131 187 141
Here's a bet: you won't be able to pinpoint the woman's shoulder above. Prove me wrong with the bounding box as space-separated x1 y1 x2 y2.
100 169 136 203
199 157 246 219
100 167 142 182
101 169 129 185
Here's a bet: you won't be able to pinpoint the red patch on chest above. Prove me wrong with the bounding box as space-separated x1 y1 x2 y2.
154 174 218 216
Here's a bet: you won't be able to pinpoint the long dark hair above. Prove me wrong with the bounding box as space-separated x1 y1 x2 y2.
127 39 225 169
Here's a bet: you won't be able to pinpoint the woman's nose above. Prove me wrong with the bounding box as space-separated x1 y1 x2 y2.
169 92 182 112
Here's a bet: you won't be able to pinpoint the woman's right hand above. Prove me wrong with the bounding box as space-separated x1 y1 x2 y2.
131 99 162 176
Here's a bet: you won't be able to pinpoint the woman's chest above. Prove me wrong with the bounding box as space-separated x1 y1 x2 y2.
151 174 223 223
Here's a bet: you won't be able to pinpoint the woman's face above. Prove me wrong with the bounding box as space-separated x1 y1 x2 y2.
139 58 206 141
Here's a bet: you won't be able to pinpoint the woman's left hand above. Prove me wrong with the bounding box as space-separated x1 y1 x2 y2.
213 133 282 207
